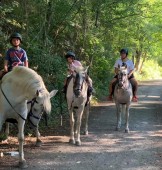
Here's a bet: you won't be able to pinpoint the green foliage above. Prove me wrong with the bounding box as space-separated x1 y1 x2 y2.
2 0 162 131
135 59 162 80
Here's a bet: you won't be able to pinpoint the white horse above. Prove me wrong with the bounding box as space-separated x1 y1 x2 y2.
114 64 133 133
0 66 57 168
66 66 91 146
4 89 57 147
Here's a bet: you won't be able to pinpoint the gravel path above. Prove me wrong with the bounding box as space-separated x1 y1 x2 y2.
1 79 162 170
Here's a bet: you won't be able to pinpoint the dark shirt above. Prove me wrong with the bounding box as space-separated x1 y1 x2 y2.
5 47 28 71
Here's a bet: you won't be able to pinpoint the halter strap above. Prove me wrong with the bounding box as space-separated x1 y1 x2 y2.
27 98 42 128
0 86 27 121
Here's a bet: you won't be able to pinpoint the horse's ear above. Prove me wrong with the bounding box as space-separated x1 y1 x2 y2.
49 90 58 98
85 66 89 73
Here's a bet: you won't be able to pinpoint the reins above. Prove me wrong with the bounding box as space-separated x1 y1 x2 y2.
27 98 43 127
0 85 27 121
1 85 41 126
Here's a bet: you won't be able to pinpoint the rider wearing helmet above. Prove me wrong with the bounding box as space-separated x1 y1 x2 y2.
65 51 82 74
63 51 93 98
108 48 138 102
4 32 28 73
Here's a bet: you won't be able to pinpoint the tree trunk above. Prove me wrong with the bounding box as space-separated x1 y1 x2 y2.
135 50 142 71
139 52 147 73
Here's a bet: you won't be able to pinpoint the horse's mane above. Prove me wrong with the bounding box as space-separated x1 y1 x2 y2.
74 66 89 74
119 65 128 74
5 67 46 92
2 67 51 112
74 66 85 73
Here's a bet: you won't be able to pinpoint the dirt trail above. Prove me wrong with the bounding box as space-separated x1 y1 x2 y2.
1 79 162 170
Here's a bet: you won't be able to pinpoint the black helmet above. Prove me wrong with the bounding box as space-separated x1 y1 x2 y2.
65 51 75 59
120 48 128 55
10 32 22 43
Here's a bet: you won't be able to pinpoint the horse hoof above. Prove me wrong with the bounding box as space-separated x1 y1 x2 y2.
83 131 88 135
69 139 75 144
125 129 129 133
35 141 42 147
19 160 28 169
75 141 81 146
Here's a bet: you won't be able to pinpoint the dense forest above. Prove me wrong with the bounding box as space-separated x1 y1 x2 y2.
1 0 162 126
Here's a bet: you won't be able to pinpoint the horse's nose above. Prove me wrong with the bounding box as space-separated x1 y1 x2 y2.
74 89 81 97
118 82 123 87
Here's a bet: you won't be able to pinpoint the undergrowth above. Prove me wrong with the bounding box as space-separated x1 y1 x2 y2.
135 60 162 81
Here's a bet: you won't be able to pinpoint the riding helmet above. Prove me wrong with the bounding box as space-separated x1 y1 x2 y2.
120 48 128 56
65 51 75 59
10 32 22 43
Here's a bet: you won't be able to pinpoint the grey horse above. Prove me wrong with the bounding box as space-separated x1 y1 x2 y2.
66 66 91 146
114 64 133 133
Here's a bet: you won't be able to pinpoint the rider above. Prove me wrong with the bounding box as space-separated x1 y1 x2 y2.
108 48 138 102
4 32 28 73
63 51 93 99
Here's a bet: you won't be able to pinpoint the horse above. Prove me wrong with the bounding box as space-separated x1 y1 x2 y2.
66 66 92 146
113 64 133 133
4 89 57 147
0 66 57 168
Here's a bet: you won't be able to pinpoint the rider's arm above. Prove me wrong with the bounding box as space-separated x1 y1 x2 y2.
128 60 135 77
128 69 134 78
68 60 82 74
22 50 28 67
24 60 29 67
114 67 118 74
4 60 8 72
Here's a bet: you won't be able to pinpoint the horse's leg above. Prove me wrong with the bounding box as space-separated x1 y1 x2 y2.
1 122 10 142
0 118 4 134
116 103 121 131
69 109 75 144
125 105 130 133
83 103 90 135
5 122 9 138
0 117 6 140
17 119 28 168
35 126 42 147
75 107 84 146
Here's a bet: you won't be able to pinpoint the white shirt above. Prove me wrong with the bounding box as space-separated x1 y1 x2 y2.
114 58 134 74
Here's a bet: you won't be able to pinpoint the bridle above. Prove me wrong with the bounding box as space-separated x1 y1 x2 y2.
73 72 86 97
117 68 129 90
27 98 44 128
1 86 43 128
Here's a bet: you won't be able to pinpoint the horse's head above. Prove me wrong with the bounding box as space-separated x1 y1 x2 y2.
28 90 58 128
73 66 88 97
117 64 129 88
